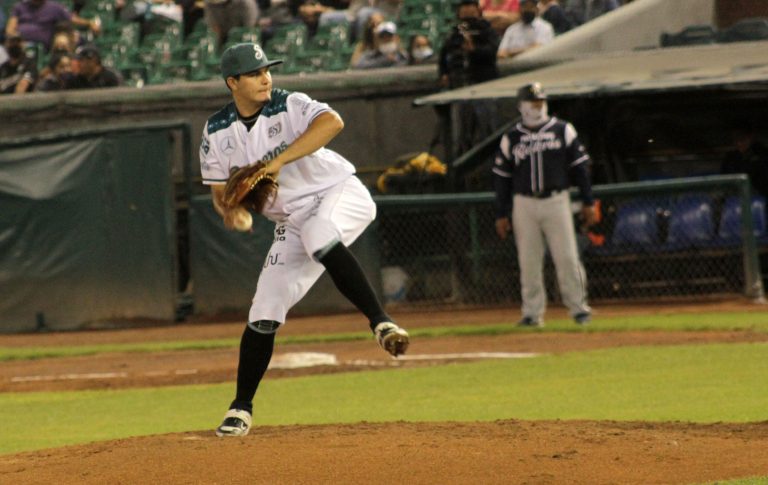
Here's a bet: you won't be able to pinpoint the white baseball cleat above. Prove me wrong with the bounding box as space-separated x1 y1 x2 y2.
374 322 410 357
215 409 252 437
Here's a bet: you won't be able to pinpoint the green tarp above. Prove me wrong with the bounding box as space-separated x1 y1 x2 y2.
0 131 177 332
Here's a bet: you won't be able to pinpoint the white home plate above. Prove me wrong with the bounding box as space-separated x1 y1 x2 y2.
269 352 339 369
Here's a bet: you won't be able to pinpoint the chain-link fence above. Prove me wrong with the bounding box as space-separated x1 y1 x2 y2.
374 175 766 309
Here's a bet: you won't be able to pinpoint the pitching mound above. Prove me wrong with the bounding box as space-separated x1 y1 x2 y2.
2 420 768 484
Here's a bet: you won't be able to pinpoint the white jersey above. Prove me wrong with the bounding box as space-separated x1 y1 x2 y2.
199 88 356 221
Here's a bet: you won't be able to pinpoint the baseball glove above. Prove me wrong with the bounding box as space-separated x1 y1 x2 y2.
223 162 278 213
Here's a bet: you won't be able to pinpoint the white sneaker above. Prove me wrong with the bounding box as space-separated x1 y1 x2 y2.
373 322 410 357
215 409 252 437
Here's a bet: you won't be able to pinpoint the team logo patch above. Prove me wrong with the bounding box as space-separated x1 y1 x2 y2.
201 136 210 155
253 44 264 60
220 136 236 155
268 122 282 138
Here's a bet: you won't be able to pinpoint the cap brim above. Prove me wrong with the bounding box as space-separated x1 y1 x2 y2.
241 59 284 74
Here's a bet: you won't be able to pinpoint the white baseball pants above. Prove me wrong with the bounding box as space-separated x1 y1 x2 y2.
249 176 376 325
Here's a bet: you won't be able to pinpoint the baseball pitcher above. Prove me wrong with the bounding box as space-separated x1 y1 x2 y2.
200 43 410 437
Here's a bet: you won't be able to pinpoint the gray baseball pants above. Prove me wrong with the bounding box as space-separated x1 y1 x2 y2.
512 190 591 319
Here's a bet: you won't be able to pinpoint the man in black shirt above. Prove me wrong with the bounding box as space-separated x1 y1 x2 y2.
0 34 37 94
721 123 768 199
67 44 122 89
493 82 596 326
439 0 499 90
437 0 500 156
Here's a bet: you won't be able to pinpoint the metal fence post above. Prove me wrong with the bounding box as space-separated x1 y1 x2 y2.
738 179 765 302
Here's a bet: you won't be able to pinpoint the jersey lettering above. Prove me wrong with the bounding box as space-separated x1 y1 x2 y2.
260 141 289 162
513 131 564 161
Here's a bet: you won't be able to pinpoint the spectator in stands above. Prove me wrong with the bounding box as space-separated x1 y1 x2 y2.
49 23 78 55
257 0 299 47
564 0 619 27
407 33 435 65
203 0 257 46
439 0 498 89
352 20 406 69
438 0 500 154
178 0 205 37
349 10 383 66
539 0 572 35
66 43 121 88
721 122 768 199
497 0 553 59
479 0 518 37
5 0 99 51
70 0 102 37
0 33 37 93
37 51 72 90
296 0 351 37
345 0 400 42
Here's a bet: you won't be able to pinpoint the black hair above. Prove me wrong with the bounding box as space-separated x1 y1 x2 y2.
48 52 70 70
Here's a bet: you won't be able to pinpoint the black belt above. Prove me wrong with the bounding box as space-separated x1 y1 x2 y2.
520 189 562 199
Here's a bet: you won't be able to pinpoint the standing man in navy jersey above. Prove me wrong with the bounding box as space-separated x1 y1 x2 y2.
492 82 596 327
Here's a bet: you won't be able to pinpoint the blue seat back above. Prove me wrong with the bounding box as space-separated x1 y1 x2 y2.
719 196 767 241
611 202 658 247
666 195 715 247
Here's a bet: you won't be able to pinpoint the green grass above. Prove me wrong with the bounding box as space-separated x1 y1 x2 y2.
2 311 768 362
2 341 767 454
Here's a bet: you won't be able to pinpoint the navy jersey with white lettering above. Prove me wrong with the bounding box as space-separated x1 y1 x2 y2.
492 117 593 217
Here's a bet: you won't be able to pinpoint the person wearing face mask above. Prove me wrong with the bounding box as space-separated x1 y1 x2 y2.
493 82 596 327
497 0 554 59
0 34 37 94
407 34 435 65
352 21 408 69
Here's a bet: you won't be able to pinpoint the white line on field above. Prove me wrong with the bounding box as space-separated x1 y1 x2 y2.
9 351 541 383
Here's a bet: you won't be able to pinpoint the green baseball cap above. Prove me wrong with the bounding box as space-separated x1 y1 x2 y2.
220 43 283 79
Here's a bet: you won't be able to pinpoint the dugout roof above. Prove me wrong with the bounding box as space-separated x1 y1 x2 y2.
414 41 768 105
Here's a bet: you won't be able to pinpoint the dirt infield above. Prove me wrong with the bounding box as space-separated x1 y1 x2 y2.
2 300 768 484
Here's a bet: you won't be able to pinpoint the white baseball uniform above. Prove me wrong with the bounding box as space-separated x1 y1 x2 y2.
200 88 376 325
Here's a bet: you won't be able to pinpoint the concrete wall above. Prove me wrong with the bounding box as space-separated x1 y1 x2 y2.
0 66 448 189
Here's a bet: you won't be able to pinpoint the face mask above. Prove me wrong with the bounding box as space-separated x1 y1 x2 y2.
379 41 398 55
412 46 433 61
522 11 536 24
520 101 549 127
7 45 23 59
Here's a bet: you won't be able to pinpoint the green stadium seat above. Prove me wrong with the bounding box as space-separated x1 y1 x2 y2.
226 26 262 44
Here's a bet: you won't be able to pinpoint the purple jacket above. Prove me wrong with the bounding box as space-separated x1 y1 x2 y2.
12 0 71 50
